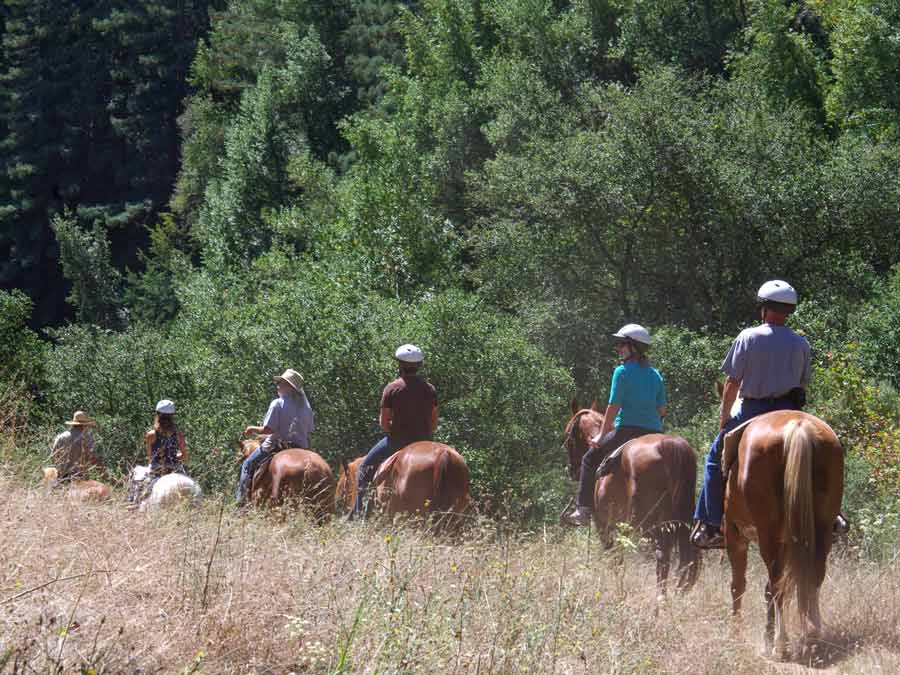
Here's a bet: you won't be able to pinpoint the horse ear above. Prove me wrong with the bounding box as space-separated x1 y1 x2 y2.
590 399 599 411
570 397 579 415
340 457 349 475
715 380 724 399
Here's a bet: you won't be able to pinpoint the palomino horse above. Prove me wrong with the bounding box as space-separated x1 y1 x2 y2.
722 410 844 660
237 439 335 521
341 442 471 529
42 467 111 502
562 399 701 595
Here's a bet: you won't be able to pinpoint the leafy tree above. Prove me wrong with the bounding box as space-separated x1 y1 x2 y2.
613 0 746 75
0 289 47 395
821 0 900 139
728 0 828 124
51 214 123 328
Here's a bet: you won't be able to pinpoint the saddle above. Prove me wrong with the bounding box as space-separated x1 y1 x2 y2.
250 442 293 487
595 443 627 478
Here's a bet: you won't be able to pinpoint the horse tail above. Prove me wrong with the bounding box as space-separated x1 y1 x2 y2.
666 438 701 590
779 418 816 611
431 447 452 512
433 448 470 512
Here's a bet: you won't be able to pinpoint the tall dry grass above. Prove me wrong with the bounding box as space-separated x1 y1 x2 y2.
1 470 898 674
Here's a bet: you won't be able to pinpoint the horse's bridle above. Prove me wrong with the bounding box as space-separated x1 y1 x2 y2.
562 411 589 477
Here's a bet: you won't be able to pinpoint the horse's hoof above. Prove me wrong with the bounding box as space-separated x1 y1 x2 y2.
771 644 790 662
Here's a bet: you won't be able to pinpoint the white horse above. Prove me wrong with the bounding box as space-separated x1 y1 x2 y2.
129 465 202 511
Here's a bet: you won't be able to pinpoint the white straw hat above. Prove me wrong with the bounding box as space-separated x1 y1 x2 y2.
274 369 304 392
64 410 97 427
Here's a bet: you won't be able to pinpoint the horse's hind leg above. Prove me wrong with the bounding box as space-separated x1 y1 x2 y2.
675 524 698 592
654 531 672 601
725 527 749 621
758 535 789 660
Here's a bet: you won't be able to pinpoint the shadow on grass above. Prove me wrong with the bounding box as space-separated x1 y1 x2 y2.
798 623 900 669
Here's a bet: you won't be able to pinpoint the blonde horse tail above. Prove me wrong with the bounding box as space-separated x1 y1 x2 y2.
779 418 816 613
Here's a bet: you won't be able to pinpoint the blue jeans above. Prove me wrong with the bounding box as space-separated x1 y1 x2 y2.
349 436 401 518
694 397 798 526
236 438 277 505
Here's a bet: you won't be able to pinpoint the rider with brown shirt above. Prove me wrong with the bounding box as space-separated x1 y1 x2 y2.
347 344 438 520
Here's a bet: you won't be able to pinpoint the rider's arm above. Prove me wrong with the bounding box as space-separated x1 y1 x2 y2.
243 425 273 436
177 432 188 465
431 406 438 434
720 377 741 430
379 407 392 432
657 405 667 419
592 404 620 445
146 432 154 461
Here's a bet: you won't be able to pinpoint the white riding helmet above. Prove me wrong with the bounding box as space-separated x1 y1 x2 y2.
395 343 425 364
612 324 651 346
155 399 176 415
757 280 798 306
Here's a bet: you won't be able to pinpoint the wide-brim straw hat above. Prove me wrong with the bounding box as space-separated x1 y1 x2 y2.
64 410 97 427
273 369 304 392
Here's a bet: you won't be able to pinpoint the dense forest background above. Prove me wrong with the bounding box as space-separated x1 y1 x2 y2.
1 1 899 548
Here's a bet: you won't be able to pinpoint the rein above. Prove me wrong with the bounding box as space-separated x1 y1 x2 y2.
562 410 589 459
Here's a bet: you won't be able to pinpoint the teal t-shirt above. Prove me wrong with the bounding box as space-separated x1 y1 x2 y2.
608 362 666 431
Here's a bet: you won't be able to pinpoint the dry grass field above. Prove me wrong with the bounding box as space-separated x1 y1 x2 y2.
1 471 898 675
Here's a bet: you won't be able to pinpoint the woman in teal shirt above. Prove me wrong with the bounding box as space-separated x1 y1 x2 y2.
565 324 667 526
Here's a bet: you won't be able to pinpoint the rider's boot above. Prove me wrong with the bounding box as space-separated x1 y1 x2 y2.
690 521 725 549
564 505 593 526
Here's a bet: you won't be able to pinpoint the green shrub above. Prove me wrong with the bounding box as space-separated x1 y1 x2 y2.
0 290 48 397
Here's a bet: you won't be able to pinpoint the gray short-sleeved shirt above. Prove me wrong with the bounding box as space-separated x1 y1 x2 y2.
49 427 95 477
721 323 810 399
262 394 315 448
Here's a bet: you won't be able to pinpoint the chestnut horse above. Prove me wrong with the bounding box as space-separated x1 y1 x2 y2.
339 442 471 529
336 456 364 513
563 399 701 595
42 467 111 502
722 410 844 660
237 439 335 521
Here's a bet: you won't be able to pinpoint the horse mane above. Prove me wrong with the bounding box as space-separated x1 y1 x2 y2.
564 409 603 438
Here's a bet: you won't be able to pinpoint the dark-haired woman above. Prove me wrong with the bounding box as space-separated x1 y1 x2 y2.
147 399 188 477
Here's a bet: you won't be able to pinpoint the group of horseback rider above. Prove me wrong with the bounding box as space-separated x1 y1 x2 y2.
49 342 438 516
49 279 829 541
562 279 817 549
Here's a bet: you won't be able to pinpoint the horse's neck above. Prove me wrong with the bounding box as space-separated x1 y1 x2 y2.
579 411 604 439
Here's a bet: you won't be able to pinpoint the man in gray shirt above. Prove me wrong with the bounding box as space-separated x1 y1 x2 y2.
236 369 315 506
49 410 105 479
692 280 810 548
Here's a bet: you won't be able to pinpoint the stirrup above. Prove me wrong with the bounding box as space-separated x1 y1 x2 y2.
690 522 725 549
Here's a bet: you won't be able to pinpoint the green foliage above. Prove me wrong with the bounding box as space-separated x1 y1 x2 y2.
728 0 828 123
822 0 900 139
51 214 123 328
852 265 900 387
0 290 47 395
123 214 195 325
613 0 745 75
649 326 733 429
810 344 900 498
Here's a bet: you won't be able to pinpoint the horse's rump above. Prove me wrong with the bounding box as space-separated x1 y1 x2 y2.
253 448 335 517
594 434 700 592
372 442 470 523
